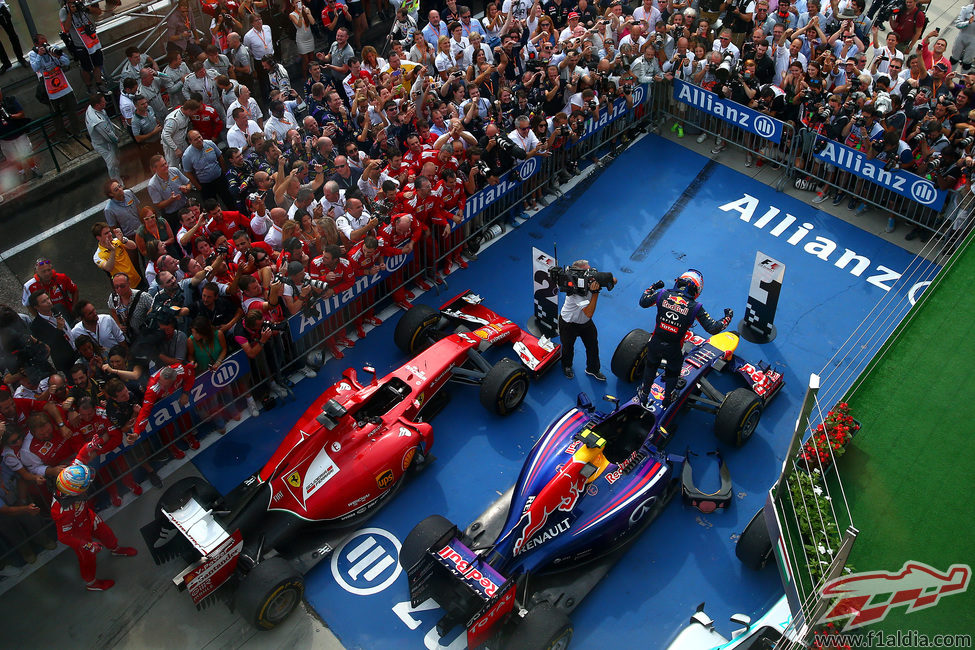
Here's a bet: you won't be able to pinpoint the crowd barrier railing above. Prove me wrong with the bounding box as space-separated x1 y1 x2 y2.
652 76 953 233
0 82 655 569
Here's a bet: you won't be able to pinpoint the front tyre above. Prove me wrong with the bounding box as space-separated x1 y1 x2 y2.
480 358 530 415
714 388 762 446
611 328 651 382
509 602 573 650
235 556 305 630
394 304 442 355
736 508 774 570
399 514 455 572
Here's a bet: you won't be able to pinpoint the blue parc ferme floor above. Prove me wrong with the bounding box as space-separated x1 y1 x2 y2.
192 135 933 649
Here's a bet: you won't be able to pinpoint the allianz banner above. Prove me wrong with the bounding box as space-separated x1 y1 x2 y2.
142 350 251 435
673 79 784 144
813 139 947 211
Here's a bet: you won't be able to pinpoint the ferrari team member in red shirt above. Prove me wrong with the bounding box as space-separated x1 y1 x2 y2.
51 463 137 591
434 167 467 275
0 386 77 436
19 411 86 480
188 93 225 142
378 213 422 310
72 396 143 508
129 363 197 458
21 257 79 319
309 243 358 353
203 199 251 240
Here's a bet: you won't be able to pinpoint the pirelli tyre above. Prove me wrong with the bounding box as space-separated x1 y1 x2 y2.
399 514 455 572
394 304 442 355
714 387 763 447
235 556 305 630
155 477 221 526
509 602 574 650
611 328 651 382
736 508 774 570
480 358 530 415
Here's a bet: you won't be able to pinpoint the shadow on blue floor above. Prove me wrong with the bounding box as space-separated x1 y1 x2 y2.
192 135 933 649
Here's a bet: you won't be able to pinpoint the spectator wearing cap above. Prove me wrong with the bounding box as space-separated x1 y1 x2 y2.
928 62 954 101
28 291 76 374
21 258 78 319
103 179 142 239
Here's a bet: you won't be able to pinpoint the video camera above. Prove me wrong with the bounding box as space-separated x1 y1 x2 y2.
550 265 616 296
262 320 288 333
873 0 905 30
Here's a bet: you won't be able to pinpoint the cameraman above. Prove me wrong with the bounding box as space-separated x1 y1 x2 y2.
29 35 83 140
558 260 612 381
478 122 519 175
59 0 106 93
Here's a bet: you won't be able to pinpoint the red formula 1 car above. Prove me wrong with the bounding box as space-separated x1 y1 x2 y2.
140 290 560 630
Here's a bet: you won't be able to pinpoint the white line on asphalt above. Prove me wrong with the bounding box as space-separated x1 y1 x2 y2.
0 178 151 261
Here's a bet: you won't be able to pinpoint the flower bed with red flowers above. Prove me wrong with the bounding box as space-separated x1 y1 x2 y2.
799 402 861 472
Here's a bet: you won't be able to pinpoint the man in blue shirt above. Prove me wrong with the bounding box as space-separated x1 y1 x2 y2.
181 129 233 206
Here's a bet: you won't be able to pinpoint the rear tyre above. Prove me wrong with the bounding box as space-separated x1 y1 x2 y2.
736 508 774 570
611 328 651 382
155 477 221 525
480 358 530 415
714 388 763 447
509 602 573 650
399 514 455 571
236 556 305 630
394 304 442 355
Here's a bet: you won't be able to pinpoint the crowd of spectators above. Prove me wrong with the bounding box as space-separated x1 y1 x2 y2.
1 0 970 573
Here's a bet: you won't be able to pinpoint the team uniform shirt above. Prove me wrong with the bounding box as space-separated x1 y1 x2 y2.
22 272 78 310
395 189 446 228
72 408 126 469
132 363 196 437
434 177 466 213
148 167 192 215
206 210 251 240
19 431 82 477
189 104 225 142
377 215 423 255
348 240 385 275
309 256 356 292
0 397 47 428
182 140 223 183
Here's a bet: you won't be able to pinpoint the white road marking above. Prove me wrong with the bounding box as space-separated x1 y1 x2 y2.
0 178 150 260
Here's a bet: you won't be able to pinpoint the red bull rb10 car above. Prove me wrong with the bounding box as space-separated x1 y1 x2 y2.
140 290 560 630
398 328 783 649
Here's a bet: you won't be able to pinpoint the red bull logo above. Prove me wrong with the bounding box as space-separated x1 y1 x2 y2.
820 561 971 631
513 460 587 556
437 545 500 597
650 382 665 400
670 295 689 307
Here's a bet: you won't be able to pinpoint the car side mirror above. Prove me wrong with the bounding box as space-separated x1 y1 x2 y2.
363 364 377 384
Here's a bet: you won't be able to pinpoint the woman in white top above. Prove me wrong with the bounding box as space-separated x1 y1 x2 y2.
360 46 388 76
482 3 505 48
435 35 455 80
409 30 438 76
290 0 316 74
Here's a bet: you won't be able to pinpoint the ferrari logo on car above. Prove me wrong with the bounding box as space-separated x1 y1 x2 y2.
288 472 301 488
376 469 395 489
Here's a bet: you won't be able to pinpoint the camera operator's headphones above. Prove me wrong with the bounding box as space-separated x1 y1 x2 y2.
675 269 703 298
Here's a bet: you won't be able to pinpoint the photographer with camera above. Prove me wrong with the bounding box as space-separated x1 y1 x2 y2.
59 0 106 94
637 270 733 407
556 260 615 381
29 35 83 140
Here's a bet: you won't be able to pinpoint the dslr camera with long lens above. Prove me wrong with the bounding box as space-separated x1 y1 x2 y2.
550 265 617 296
302 277 329 291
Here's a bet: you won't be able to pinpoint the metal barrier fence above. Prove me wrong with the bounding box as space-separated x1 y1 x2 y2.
0 83 653 568
649 77 953 232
